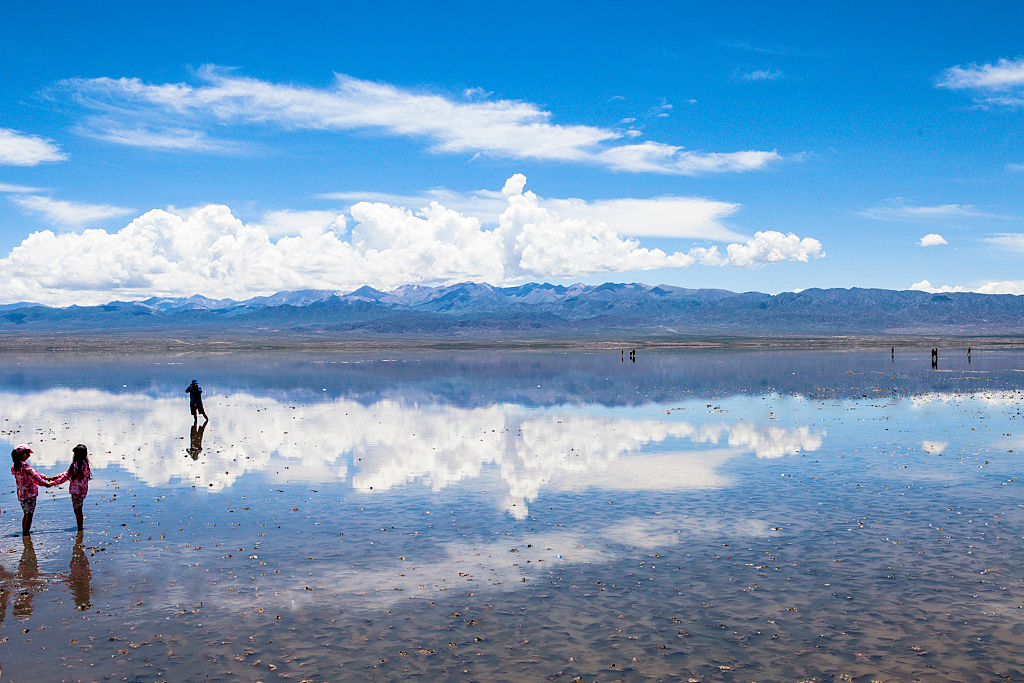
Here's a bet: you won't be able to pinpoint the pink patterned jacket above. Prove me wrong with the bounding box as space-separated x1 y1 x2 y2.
11 464 49 501
49 464 91 498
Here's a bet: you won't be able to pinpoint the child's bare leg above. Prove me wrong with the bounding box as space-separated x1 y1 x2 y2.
72 496 85 530
22 512 32 536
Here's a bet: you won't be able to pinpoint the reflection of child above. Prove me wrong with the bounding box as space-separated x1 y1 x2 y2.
13 536 39 618
68 531 92 610
48 444 92 531
10 445 53 536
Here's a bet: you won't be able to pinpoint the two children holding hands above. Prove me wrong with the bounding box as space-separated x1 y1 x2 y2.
11 444 92 535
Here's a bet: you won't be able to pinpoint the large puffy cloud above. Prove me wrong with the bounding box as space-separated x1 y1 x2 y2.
60 67 778 175
324 176 746 241
257 209 348 237
0 128 66 166
937 57 1024 107
0 176 824 305
716 230 823 267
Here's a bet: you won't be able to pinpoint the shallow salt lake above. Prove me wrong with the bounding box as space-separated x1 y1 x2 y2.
0 348 1023 682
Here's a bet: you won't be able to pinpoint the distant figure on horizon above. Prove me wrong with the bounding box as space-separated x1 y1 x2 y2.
188 419 207 460
10 445 55 536
186 379 208 422
48 444 92 531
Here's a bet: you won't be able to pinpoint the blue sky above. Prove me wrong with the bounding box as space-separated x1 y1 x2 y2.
0 1 1021 304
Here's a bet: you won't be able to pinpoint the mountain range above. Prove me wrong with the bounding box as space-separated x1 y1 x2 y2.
0 283 1021 339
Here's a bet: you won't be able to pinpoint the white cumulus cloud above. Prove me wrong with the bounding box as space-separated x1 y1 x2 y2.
918 233 947 246
0 176 823 305
716 230 823 267
59 67 779 175
258 209 346 237
323 178 746 241
11 195 135 226
0 128 66 166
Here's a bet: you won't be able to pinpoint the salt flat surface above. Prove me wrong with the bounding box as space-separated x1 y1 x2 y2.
0 348 1022 682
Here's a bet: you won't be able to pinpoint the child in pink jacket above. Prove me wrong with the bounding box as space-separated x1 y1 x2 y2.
48 444 92 531
10 445 54 536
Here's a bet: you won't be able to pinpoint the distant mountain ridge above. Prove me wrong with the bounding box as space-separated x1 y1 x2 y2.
1 283 1022 337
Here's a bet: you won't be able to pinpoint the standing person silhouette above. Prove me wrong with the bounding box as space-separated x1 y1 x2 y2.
186 379 208 423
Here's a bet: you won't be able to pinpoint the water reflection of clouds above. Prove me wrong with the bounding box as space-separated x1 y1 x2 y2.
0 390 822 517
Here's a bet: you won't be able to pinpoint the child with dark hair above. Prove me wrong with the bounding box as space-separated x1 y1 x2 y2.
48 444 92 531
10 445 54 536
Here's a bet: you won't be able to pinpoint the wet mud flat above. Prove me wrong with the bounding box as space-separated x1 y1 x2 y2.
0 348 1021 682
0 330 1022 353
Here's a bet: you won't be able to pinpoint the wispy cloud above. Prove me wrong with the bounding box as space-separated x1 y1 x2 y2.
937 57 1024 107
720 40 808 57
983 233 1024 252
742 69 783 81
84 123 235 152
0 128 66 166
57 66 779 175
11 195 135 226
596 141 778 174
860 200 1008 222
0 175 822 305
918 233 947 246
0 182 46 193
911 279 1024 295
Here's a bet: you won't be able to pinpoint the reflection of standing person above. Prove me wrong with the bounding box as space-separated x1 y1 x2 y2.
13 536 39 618
0 549 14 633
68 531 92 611
187 420 207 460
10 445 54 536
186 379 208 422
48 444 92 531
